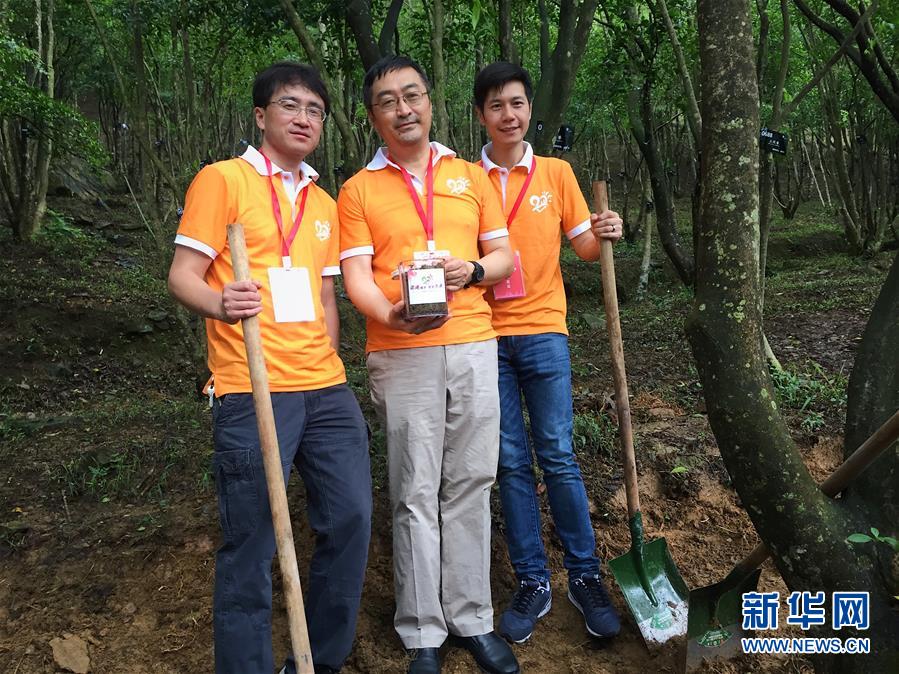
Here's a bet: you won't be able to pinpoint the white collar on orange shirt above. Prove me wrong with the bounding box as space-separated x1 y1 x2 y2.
366 141 457 194
479 141 534 206
239 145 319 206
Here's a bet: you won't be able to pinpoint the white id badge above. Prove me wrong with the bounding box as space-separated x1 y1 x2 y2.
267 266 315 322
414 249 450 261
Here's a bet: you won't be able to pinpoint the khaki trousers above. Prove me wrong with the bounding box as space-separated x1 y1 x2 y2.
367 339 500 648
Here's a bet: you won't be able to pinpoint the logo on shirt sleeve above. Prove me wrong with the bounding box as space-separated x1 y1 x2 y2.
314 220 331 241
530 191 553 213
446 177 471 195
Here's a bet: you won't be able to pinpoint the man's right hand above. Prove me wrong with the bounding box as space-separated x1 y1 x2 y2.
220 280 263 323
384 300 449 335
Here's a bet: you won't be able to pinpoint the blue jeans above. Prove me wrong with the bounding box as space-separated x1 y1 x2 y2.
211 384 372 673
497 333 600 583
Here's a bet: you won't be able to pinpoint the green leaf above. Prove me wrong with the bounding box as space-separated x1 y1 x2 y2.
870 527 880 537
670 466 689 475
879 537 899 552
847 533 872 544
471 0 482 29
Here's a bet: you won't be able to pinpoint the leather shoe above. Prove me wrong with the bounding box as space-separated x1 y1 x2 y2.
451 632 520 673
407 647 441 673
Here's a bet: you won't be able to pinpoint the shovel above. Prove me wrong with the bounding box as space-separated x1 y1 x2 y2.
227 223 314 674
593 181 690 646
686 407 899 669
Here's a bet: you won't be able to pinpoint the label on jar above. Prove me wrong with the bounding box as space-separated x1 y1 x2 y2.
407 267 447 305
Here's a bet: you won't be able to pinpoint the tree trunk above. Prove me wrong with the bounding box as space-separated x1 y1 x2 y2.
498 0 518 64
756 0 770 83
537 0 550 77
345 0 382 70
655 0 701 145
819 72 864 254
637 174 653 300
529 0 599 154
689 1 898 670
758 0 791 309
627 75 695 286
844 252 899 595
426 0 449 146
4 0 54 240
31 0 54 237
130 0 150 193
179 1 196 162
345 0 405 71
278 0 361 172
793 0 899 125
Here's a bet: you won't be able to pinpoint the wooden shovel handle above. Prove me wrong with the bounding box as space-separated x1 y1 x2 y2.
227 223 314 674
593 181 640 519
735 407 899 575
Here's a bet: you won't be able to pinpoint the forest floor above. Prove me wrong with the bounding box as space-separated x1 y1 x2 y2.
0 194 893 673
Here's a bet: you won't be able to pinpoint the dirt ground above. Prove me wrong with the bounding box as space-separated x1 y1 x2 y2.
1 198 885 673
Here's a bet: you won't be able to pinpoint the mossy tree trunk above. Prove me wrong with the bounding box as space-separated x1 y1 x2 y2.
688 1 898 670
2 0 54 240
844 252 899 595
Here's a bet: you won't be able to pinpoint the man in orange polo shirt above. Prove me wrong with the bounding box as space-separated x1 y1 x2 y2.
168 62 371 674
338 55 518 674
473 62 623 645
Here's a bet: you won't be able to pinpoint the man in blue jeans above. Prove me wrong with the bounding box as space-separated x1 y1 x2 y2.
474 62 623 644
168 62 371 673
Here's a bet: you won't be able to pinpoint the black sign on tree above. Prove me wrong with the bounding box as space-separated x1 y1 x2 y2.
760 127 788 155
553 125 574 152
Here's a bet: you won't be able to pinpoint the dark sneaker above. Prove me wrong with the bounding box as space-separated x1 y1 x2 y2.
567 573 621 638
498 578 552 643
451 632 519 674
407 647 441 674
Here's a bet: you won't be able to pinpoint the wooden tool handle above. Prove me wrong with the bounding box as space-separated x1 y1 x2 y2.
593 181 640 519
734 407 899 574
820 408 899 496
227 223 314 674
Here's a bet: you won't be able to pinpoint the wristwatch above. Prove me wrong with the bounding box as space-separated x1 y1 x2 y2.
464 260 485 288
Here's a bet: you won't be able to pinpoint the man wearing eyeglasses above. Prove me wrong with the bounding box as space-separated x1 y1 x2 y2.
168 61 372 674
338 55 518 674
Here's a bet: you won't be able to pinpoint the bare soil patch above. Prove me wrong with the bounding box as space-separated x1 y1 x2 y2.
4 201 878 673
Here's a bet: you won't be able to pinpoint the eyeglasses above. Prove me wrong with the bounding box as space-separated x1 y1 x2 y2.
372 90 430 113
267 98 327 123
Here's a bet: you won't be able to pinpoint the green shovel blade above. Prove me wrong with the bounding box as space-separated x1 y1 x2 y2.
685 568 761 669
609 535 690 646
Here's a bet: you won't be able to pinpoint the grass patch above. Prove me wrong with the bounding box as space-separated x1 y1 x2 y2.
36 209 105 260
45 395 209 502
770 361 847 432
572 411 617 458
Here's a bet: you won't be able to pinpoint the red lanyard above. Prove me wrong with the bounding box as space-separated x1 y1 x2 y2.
262 153 309 260
505 156 537 227
394 149 435 248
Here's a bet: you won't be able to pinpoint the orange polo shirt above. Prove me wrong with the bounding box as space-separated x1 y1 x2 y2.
338 142 509 353
175 146 346 395
479 143 591 336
